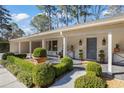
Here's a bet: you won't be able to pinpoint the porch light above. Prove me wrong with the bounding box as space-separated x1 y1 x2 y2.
102 38 106 46
79 39 82 46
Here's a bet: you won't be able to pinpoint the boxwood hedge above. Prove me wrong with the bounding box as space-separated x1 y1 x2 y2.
74 75 107 88
86 62 102 77
32 63 55 87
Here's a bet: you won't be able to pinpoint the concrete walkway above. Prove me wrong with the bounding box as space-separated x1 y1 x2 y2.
0 65 26 88
50 67 86 88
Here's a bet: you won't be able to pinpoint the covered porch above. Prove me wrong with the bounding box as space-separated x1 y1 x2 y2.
9 16 124 75
9 31 115 75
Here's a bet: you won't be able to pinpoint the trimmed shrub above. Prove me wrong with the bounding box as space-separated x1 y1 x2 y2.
14 54 27 59
53 63 67 77
17 71 33 88
2 52 15 60
33 48 47 57
6 63 21 76
7 56 34 72
32 63 55 87
7 56 15 63
86 71 96 77
86 62 102 77
61 56 73 70
53 56 73 77
74 75 107 88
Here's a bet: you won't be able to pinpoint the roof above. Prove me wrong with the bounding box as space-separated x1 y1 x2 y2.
10 15 124 42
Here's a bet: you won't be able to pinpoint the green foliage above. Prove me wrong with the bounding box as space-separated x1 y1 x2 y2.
0 60 9 67
31 14 49 32
2 52 15 60
99 50 105 63
7 56 34 72
33 48 47 57
0 42 9 53
60 56 73 70
74 75 107 88
53 56 73 77
86 71 96 77
53 63 67 77
14 54 27 59
79 49 83 60
17 71 33 88
32 63 55 87
7 56 15 63
6 63 21 76
86 62 102 77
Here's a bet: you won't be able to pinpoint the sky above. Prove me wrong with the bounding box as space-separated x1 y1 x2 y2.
4 5 110 36
5 5 41 35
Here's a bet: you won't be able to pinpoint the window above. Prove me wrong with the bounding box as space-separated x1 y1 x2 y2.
52 40 58 51
48 41 52 51
47 40 58 51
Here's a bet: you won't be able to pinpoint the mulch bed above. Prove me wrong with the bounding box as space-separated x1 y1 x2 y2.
103 73 124 88
106 79 124 88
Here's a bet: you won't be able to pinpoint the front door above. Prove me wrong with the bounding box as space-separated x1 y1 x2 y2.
87 38 97 60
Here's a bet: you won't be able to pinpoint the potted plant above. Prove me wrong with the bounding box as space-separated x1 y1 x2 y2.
79 49 83 61
99 50 105 63
32 48 47 63
114 44 120 53
58 51 63 59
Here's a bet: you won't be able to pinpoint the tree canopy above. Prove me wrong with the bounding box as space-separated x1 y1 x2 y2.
32 5 124 32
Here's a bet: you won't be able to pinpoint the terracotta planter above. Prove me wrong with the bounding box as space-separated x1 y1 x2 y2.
33 56 47 63
114 48 120 53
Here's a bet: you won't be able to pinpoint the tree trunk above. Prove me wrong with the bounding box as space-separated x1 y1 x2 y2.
76 6 80 24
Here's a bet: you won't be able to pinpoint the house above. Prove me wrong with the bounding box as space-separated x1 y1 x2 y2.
9 15 124 75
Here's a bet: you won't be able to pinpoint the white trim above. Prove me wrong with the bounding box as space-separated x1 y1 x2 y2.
18 42 21 54
42 39 45 48
108 32 112 74
63 37 67 57
29 41 32 54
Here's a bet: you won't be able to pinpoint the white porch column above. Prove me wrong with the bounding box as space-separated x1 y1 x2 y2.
29 41 32 54
42 39 45 48
108 32 112 74
18 42 21 54
29 41 32 58
63 36 67 57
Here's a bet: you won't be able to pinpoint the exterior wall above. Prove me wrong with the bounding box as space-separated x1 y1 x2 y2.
9 23 124 62
112 30 124 51
31 41 42 52
10 42 19 53
67 36 85 59
67 33 108 61
66 29 124 61
20 42 29 53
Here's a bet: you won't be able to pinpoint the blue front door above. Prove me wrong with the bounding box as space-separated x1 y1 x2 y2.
87 38 97 60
